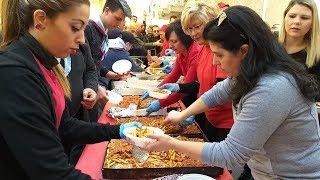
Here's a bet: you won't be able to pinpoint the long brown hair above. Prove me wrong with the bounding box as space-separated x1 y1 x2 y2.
0 0 90 98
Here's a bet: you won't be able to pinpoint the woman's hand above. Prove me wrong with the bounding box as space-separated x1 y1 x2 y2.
146 100 161 116
159 83 179 92
97 85 109 105
119 121 143 139
144 134 176 152
82 88 97 109
164 110 186 124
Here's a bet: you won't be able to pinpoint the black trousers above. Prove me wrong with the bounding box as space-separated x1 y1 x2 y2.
195 113 230 142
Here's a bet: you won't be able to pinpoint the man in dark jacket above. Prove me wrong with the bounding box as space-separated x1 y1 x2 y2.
59 43 99 165
84 0 132 126
100 30 143 87
85 0 132 90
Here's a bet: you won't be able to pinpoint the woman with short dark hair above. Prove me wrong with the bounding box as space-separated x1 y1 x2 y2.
145 6 320 179
144 20 201 115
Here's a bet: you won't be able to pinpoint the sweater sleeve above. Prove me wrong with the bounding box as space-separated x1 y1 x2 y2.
0 67 91 180
82 43 98 92
159 60 198 107
200 78 234 108
200 75 296 169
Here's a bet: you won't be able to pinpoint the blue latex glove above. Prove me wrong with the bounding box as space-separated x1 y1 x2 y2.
165 49 175 56
146 100 161 116
159 83 180 92
162 65 173 74
142 90 149 100
179 115 195 127
162 58 170 67
119 121 143 139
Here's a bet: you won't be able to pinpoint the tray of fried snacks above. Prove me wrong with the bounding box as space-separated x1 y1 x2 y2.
116 116 202 136
102 137 223 179
118 95 155 109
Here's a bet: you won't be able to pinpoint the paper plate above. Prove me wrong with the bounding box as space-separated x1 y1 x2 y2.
107 90 123 104
123 126 164 148
177 174 215 180
148 89 171 99
112 59 132 74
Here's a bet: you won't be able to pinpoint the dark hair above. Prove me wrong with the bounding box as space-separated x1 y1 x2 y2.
103 0 122 12
103 0 132 17
165 20 193 49
152 25 159 29
170 15 177 20
121 31 136 44
203 6 318 103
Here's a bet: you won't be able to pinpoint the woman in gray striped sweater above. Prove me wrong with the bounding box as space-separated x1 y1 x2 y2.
145 6 320 179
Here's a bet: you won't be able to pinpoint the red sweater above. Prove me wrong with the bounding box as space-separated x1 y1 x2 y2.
159 42 201 107
159 39 169 57
197 45 233 128
35 59 65 128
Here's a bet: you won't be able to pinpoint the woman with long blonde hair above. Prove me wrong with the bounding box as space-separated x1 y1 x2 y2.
279 0 320 91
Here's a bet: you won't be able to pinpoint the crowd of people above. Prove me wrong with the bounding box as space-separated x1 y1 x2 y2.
0 0 319 179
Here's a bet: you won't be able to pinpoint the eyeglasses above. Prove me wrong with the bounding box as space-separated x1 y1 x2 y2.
185 23 204 34
217 12 248 41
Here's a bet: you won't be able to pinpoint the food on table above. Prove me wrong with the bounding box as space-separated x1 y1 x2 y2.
118 95 181 110
104 137 204 169
118 96 155 109
116 116 201 135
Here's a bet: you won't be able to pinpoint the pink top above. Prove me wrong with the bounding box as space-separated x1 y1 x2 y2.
35 58 65 128
159 42 201 107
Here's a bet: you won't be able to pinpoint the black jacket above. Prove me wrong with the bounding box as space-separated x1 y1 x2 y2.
84 20 109 78
68 44 98 116
0 35 120 180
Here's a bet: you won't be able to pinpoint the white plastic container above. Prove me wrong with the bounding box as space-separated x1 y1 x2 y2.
123 126 164 148
148 89 171 99
177 174 215 180
107 90 123 105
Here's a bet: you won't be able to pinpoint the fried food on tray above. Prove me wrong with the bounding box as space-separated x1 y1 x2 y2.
104 138 204 169
116 116 201 135
118 95 155 109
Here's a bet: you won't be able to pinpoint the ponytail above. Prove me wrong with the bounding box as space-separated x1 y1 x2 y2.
1 0 26 48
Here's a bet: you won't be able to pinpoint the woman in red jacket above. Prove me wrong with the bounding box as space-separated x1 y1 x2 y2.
144 20 201 114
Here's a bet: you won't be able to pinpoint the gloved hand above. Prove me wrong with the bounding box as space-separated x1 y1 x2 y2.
146 100 161 116
159 83 180 92
165 49 175 56
162 65 173 74
119 121 143 139
161 58 170 67
142 90 150 100
179 115 195 127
